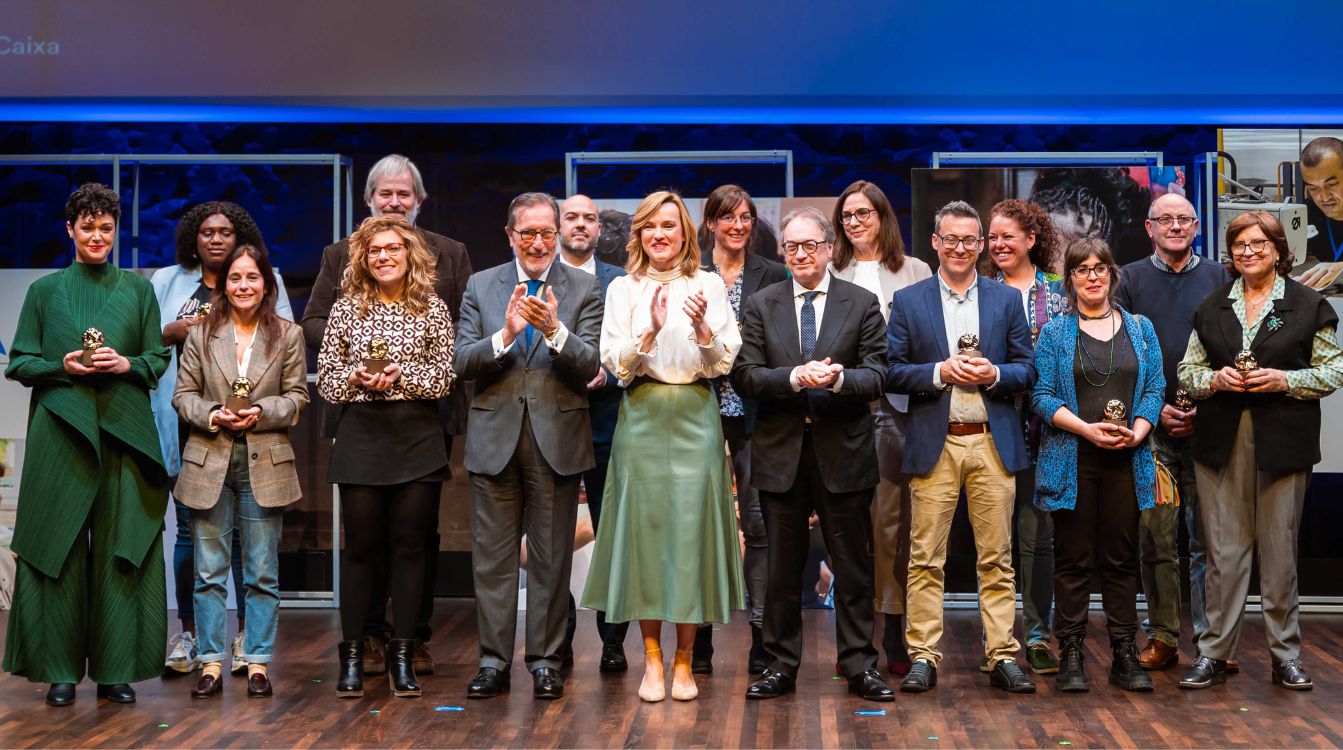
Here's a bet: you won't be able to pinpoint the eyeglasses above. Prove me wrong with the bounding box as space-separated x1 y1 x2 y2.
367 243 406 258
1070 264 1111 279
511 228 558 245
1151 215 1196 228
937 235 982 250
1228 238 1273 256
840 208 877 224
783 240 828 256
717 214 754 227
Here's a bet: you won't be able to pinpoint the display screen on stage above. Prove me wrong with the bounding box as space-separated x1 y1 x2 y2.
4 1 1343 121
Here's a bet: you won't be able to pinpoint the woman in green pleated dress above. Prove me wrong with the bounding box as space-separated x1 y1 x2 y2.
3 184 171 706
582 191 745 703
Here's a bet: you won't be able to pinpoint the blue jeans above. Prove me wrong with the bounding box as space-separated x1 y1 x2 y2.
174 499 244 624
191 441 285 664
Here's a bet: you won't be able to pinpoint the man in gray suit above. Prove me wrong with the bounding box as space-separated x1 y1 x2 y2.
455 192 604 700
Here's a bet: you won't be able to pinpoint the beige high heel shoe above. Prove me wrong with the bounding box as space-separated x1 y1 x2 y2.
671 647 699 701
639 647 665 702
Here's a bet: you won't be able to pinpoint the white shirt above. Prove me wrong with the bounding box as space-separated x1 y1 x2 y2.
560 252 597 276
851 259 884 305
788 272 844 393
491 259 569 356
601 269 740 385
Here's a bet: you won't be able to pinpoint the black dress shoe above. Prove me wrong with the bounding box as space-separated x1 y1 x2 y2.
533 667 564 699
847 669 895 702
900 659 937 692
1273 659 1313 690
96 683 137 703
45 683 76 707
599 642 628 673
467 667 510 699
1179 655 1228 689
989 659 1037 693
191 673 223 699
691 625 714 674
247 672 273 697
745 670 796 700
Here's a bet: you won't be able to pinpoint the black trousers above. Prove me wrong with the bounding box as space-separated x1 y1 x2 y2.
341 481 439 642
760 430 877 678
1052 449 1140 647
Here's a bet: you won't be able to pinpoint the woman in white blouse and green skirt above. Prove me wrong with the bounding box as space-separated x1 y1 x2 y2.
582 191 745 703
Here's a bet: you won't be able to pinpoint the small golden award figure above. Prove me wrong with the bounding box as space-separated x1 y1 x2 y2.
193 301 213 319
226 376 254 413
363 337 391 375
1103 399 1128 428
1234 349 1258 375
1173 388 1194 411
81 327 104 367
957 333 982 358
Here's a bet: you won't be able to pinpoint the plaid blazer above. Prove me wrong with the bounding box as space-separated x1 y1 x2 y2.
172 319 309 509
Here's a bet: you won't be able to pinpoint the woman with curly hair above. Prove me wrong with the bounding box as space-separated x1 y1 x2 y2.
149 201 293 678
982 198 1069 675
4 184 171 706
317 215 456 699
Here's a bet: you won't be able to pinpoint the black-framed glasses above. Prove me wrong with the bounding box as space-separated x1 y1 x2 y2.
1229 238 1273 256
937 235 981 250
840 208 877 224
782 240 827 256
511 228 558 245
1151 215 1196 228
1070 264 1111 279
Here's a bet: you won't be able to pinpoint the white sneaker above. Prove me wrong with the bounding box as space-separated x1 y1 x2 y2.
230 631 246 674
165 631 200 674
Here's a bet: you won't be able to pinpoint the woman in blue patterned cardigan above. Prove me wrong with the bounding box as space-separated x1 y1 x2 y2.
1030 238 1165 695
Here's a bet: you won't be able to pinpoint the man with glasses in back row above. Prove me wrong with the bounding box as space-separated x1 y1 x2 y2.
1115 193 1229 670
885 201 1039 694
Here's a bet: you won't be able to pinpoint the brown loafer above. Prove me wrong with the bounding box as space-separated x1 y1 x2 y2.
1137 640 1179 670
191 673 223 699
247 672 273 697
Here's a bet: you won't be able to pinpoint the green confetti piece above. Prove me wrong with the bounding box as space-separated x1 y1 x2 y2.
1239 707 1249 712
831 675 842 680
1059 742 1072 746
929 737 939 741
158 724 170 729
312 679 322 683
370 709 380 714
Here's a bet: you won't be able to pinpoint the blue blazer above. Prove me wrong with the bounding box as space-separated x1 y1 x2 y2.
590 259 627 449
1030 309 1165 512
885 274 1037 476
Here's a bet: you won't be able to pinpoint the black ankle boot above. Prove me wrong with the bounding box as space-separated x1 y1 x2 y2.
336 640 364 698
1110 639 1153 692
1057 638 1089 693
387 639 422 697
692 625 714 674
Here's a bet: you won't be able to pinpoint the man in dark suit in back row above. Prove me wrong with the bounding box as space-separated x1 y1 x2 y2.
301 153 473 677
731 206 895 703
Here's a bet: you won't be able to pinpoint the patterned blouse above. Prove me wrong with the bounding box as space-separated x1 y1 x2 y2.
317 294 457 403
1178 274 1343 400
712 264 745 417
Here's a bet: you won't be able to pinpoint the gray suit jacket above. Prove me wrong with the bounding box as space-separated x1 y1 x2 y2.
172 320 310 509
455 261 603 477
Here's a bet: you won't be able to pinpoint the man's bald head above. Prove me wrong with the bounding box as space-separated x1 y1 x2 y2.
560 194 601 262
1145 193 1199 257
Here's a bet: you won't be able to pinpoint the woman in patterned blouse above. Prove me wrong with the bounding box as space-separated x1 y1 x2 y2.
317 215 456 700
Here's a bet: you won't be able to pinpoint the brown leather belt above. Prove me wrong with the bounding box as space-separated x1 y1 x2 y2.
947 422 988 436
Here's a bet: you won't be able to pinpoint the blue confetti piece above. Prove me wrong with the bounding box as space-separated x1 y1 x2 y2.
929 737 939 741
854 709 886 716
370 709 380 714
436 706 464 712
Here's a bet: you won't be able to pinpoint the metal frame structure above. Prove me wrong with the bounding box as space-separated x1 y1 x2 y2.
932 151 1164 168
0 152 354 608
565 150 795 198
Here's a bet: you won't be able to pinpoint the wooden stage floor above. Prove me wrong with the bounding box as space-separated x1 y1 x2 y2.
1 602 1341 749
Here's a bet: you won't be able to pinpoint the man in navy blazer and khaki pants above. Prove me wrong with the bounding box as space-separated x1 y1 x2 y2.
886 201 1038 694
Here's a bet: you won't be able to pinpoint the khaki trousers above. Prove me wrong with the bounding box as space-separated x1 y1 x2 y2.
905 432 1020 666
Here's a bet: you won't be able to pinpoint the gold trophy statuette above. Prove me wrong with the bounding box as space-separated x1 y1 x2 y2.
1173 388 1195 411
1102 399 1128 428
226 376 254 413
81 327 104 367
957 333 982 358
363 337 391 374
193 302 213 319
1234 349 1258 375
